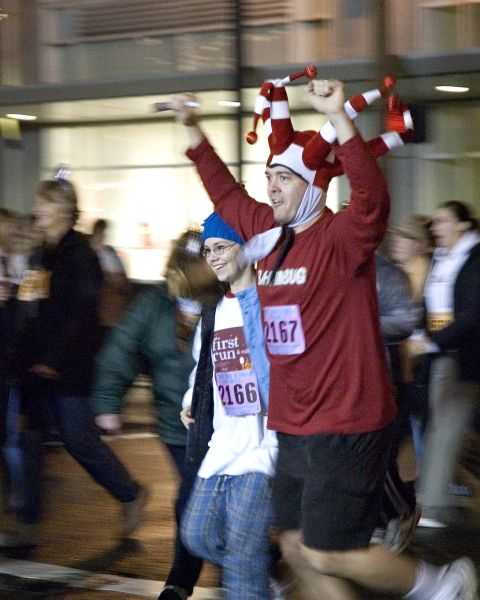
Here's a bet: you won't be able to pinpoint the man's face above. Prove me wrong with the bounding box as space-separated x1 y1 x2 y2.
265 165 308 225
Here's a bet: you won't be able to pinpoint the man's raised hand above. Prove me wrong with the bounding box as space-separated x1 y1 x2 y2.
304 79 346 117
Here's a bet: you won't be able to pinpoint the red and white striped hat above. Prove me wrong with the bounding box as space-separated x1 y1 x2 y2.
246 74 399 191
248 80 333 189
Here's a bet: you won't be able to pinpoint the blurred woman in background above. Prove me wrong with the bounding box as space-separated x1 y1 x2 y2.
410 201 480 527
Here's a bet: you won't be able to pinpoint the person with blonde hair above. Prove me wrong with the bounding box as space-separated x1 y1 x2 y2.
389 216 431 303
2 175 147 551
388 216 433 465
92 227 223 600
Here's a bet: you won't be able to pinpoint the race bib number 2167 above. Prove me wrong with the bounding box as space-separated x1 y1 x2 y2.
263 304 305 355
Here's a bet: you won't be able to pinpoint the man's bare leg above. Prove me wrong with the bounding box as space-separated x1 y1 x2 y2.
299 539 417 595
280 530 358 600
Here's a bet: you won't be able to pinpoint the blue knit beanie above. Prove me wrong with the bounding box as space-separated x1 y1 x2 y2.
201 212 244 245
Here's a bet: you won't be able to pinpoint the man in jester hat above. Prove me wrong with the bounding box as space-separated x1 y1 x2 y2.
169 74 477 600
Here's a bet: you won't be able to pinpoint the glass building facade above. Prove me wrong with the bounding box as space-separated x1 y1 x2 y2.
1 0 479 278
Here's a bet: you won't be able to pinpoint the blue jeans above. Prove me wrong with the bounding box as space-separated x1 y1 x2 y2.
4 377 202 594
4 376 139 523
3 387 41 519
182 472 273 600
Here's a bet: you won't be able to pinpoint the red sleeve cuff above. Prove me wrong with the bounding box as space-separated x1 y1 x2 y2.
186 137 211 161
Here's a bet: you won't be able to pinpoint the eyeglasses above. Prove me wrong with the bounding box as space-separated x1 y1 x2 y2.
201 243 235 258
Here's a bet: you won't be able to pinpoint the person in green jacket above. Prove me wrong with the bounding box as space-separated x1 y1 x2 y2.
91 228 223 600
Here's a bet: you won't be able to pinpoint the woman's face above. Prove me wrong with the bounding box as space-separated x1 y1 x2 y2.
388 234 422 266
202 237 243 284
0 217 15 250
33 195 67 234
430 208 469 250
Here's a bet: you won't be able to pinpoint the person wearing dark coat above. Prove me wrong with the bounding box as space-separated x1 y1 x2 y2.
2 177 146 549
410 201 480 527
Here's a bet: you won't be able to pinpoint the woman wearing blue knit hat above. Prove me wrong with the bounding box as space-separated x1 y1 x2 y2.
177 212 281 600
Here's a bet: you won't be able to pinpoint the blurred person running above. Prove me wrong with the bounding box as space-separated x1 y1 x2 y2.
372 253 422 553
0 209 20 512
92 227 223 600
1 211 43 514
1 174 146 551
409 201 480 528
388 217 433 465
89 218 131 333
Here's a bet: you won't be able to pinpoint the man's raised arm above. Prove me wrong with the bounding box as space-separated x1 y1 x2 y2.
169 93 275 241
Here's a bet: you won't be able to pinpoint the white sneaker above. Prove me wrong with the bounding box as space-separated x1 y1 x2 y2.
432 558 478 600
418 516 447 529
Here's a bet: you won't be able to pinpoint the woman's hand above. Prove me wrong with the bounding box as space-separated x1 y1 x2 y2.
408 338 431 356
171 93 199 126
180 406 195 429
29 363 60 380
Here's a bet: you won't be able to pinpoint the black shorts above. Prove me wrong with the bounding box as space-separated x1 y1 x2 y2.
272 426 391 551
